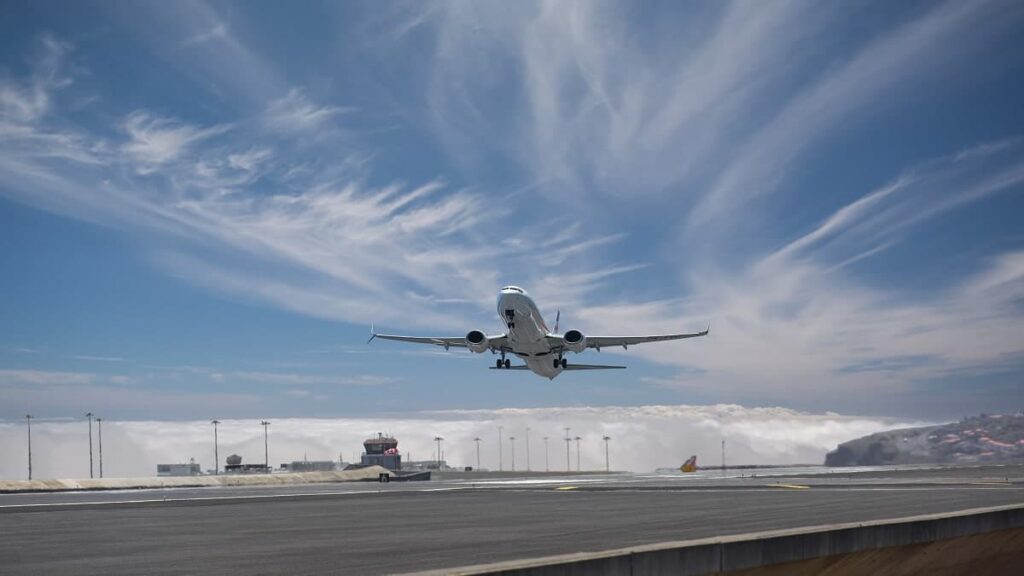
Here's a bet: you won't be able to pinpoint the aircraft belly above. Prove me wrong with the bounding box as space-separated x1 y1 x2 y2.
498 292 560 377
526 357 561 379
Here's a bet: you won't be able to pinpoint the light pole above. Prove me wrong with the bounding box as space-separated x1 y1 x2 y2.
525 427 531 472
260 420 271 470
434 436 444 469
574 436 581 471
498 426 504 472
211 420 221 475
86 412 94 478
564 427 571 472
722 439 726 476
96 417 104 478
509 436 516 471
602 436 611 472
25 414 33 481
473 437 482 471
543 436 549 472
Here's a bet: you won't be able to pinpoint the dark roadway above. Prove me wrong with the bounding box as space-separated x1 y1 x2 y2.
1 468 1023 575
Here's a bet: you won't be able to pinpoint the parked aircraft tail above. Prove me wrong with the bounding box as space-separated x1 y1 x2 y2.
680 455 698 473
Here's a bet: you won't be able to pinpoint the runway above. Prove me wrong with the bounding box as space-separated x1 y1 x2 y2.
1 466 1022 575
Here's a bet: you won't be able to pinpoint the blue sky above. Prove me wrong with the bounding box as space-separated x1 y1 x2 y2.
2 0 1024 421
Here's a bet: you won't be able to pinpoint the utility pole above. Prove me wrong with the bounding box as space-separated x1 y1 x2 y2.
211 420 221 475
564 427 571 472
260 420 271 470
498 426 503 471
603 435 611 472
86 412 94 478
25 414 33 481
525 427 531 472
96 417 104 478
473 437 482 470
434 436 444 469
509 436 516 471
574 436 581 471
543 436 549 472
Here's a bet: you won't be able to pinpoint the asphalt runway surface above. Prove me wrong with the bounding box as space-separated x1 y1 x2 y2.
2 466 1022 575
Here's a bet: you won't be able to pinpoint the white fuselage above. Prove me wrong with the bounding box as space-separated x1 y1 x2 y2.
497 287 562 378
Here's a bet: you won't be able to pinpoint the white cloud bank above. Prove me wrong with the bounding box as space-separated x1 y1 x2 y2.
0 404 927 480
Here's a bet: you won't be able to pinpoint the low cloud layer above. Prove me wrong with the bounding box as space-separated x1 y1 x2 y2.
0 404 928 480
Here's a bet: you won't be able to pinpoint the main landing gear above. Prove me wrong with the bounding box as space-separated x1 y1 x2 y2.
496 353 511 369
552 356 567 369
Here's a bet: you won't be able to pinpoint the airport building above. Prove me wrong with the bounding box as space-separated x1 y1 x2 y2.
156 462 201 477
286 460 337 472
223 454 271 474
360 433 402 470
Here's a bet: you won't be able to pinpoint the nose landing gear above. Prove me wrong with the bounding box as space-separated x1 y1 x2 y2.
504 309 516 330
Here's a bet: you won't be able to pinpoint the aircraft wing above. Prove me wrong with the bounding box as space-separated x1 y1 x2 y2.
581 326 709 350
370 333 508 351
488 363 625 370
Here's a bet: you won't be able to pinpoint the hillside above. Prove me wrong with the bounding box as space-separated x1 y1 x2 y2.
825 413 1024 466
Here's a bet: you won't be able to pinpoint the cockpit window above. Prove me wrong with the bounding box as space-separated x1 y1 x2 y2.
502 286 524 293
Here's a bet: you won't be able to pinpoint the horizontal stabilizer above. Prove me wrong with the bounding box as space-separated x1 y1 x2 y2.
563 364 626 370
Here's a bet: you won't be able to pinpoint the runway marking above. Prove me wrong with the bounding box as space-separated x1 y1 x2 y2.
555 486 578 491
970 481 1013 486
454 478 606 486
0 485 479 510
768 483 810 489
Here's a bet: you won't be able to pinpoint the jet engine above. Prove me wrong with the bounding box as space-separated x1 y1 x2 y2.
562 329 587 353
465 330 489 353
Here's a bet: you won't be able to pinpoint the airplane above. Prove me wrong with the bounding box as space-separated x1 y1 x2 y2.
680 455 698 473
369 285 708 379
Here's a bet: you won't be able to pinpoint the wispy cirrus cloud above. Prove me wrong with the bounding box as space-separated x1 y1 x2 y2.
690 0 1024 227
0 35 638 336
263 89 352 134
121 111 230 170
0 369 95 386
2 3 1024 420
0 34 71 124
580 142 1024 413
211 371 395 387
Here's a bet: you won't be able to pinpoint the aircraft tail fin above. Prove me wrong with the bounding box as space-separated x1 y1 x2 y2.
562 364 626 370
681 455 698 473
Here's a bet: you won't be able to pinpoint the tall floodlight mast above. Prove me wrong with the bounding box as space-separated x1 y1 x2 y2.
85 412 94 479
211 420 221 475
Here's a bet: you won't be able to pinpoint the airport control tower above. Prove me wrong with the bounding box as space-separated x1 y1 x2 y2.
361 433 401 470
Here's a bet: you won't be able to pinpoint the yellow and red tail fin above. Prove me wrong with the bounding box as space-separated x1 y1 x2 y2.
680 455 698 473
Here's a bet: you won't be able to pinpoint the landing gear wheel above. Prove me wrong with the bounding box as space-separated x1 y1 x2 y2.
504 358 511 369
553 358 560 369
561 358 568 369
496 358 503 369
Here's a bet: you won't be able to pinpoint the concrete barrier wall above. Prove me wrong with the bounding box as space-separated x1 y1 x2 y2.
406 504 1024 576
0 466 390 493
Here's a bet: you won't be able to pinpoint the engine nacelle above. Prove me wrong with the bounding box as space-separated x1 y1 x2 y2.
562 329 587 353
465 330 489 353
